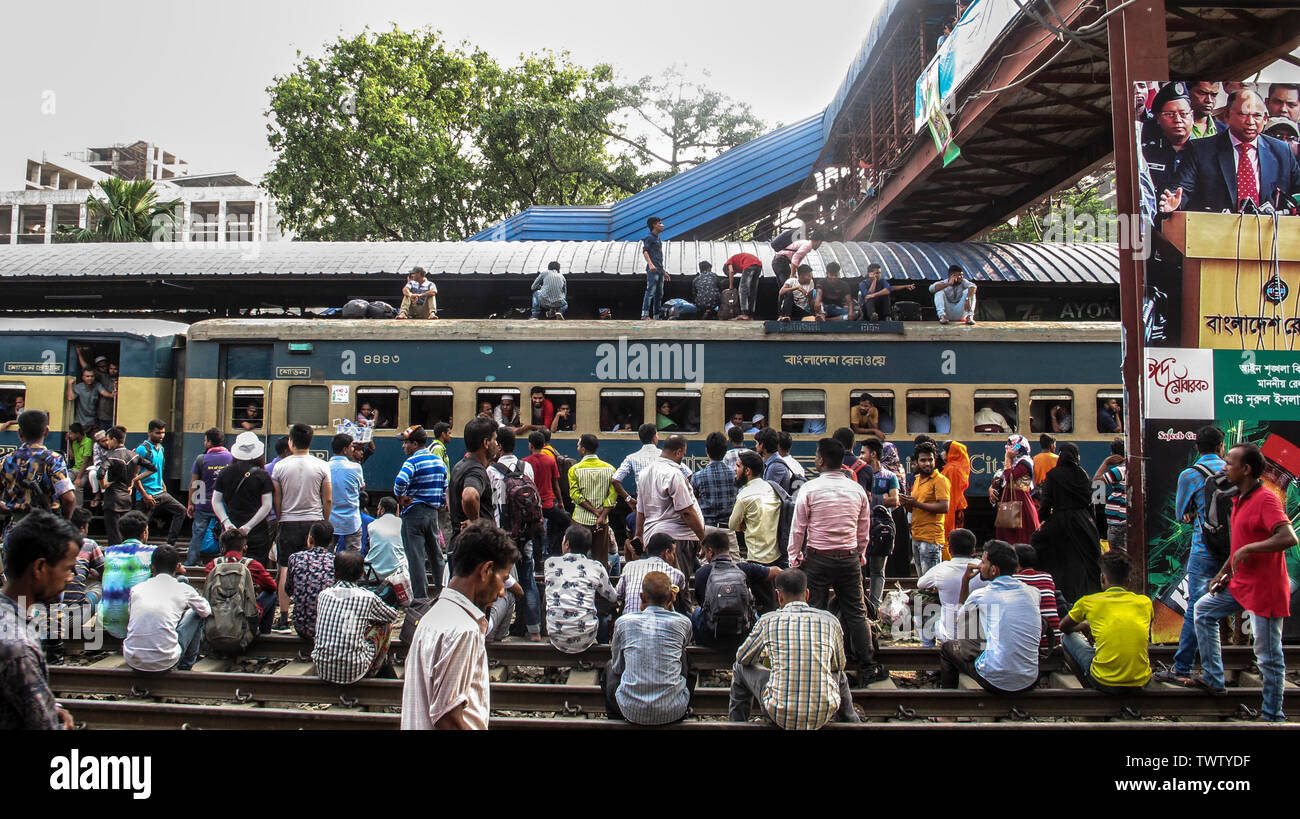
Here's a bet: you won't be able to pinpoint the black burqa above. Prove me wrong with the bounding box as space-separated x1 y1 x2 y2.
1030 443 1102 605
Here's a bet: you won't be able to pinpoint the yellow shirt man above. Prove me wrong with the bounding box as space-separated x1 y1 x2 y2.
1066 588 1153 687
909 471 951 545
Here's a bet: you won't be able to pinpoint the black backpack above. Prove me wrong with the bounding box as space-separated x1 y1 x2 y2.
492 462 543 542
867 504 896 557
770 228 796 252
399 596 437 648
767 479 797 568
341 299 370 318
700 556 755 640
1196 465 1235 564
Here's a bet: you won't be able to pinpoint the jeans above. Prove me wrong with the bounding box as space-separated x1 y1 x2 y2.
335 531 362 552
823 302 850 319
176 609 206 670
140 491 186 545
1171 550 1219 675
1107 523 1127 550
737 265 762 316
402 504 444 601
802 550 877 669
861 291 892 321
934 288 976 322
542 505 572 558
728 660 859 725
867 554 888 610
913 540 941 576
187 506 218 566
779 291 813 320
255 591 278 634
515 540 541 633
531 291 568 319
642 268 665 318
1194 586 1286 721
1061 631 1145 693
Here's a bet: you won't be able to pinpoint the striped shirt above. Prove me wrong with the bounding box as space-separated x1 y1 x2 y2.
691 460 738 527
312 581 399 684
1104 465 1127 524
735 601 847 730
789 471 871 566
608 605 693 725
613 444 690 496
568 455 616 526
615 556 685 615
394 449 447 511
1013 569 1061 649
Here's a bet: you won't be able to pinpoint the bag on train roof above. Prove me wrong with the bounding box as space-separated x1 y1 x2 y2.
770 228 796 253
342 299 370 319
204 556 258 655
718 288 741 321
365 300 397 319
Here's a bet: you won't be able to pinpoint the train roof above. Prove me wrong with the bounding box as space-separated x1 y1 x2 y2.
0 318 190 338
187 318 1120 344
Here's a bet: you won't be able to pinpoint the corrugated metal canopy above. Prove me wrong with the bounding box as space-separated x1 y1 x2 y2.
0 240 1119 285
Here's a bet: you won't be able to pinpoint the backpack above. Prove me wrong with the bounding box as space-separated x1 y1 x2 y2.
203 557 258 655
365 300 397 319
766 479 797 567
399 596 437 647
868 504 896 557
770 228 796 252
846 457 873 494
492 462 543 542
341 299 370 318
718 288 740 321
699 556 755 640
1196 465 1235 564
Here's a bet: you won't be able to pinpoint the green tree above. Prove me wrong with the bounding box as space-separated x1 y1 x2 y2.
59 178 180 242
263 28 650 241
983 170 1117 242
611 65 768 186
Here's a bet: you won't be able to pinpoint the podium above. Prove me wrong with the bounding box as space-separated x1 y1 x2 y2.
1159 212 1300 350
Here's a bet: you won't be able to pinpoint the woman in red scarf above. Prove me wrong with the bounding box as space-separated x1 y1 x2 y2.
941 441 970 559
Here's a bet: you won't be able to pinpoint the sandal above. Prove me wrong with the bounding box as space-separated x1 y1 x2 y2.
1189 673 1226 694
1151 669 1195 687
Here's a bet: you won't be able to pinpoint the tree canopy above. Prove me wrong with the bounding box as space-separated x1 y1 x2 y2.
263 29 766 241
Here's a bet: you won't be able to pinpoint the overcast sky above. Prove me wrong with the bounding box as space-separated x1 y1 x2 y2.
0 0 884 188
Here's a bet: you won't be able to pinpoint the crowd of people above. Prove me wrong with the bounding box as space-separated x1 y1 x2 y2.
1 394 1293 728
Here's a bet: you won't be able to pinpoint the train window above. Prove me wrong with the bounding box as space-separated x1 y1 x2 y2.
1029 390 1074 434
782 389 826 434
1096 390 1124 434
526 387 577 432
600 389 644 433
537 388 576 433
232 387 264 430
223 344 273 381
477 387 522 427
849 389 895 436
656 389 701 434
973 389 1018 433
355 387 398 429
0 382 26 428
287 385 329 428
724 389 770 434
905 390 951 434
410 387 454 429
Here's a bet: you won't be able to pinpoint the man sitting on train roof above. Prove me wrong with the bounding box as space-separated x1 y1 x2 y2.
530 261 568 320
817 262 856 321
397 266 438 320
777 264 823 322
930 265 977 326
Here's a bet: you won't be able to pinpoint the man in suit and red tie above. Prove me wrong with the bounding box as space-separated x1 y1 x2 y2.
1159 89 1300 214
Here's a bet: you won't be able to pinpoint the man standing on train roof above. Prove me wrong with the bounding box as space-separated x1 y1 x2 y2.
642 216 669 321
930 264 977 325
723 250 764 320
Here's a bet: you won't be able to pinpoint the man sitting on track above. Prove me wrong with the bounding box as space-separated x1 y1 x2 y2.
313 549 400 684
123 545 211 673
1059 549 1152 693
603 570 695 726
729 568 860 729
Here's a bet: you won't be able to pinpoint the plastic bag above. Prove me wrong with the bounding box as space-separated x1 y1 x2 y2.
387 570 413 606
878 586 911 630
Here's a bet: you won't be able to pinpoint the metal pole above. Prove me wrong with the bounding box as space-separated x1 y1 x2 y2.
1106 0 1166 592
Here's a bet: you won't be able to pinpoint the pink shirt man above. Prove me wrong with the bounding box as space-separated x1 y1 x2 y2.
789 471 871 567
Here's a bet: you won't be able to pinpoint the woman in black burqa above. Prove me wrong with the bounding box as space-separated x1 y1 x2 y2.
1030 442 1103 606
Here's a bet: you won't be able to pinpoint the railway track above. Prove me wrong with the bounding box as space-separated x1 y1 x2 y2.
51 665 1299 726
62 634 1298 673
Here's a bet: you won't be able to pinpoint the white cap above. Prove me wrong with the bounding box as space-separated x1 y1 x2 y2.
231 431 265 461
751 414 765 423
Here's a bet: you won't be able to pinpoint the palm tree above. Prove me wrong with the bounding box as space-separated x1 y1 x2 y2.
65 177 182 242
